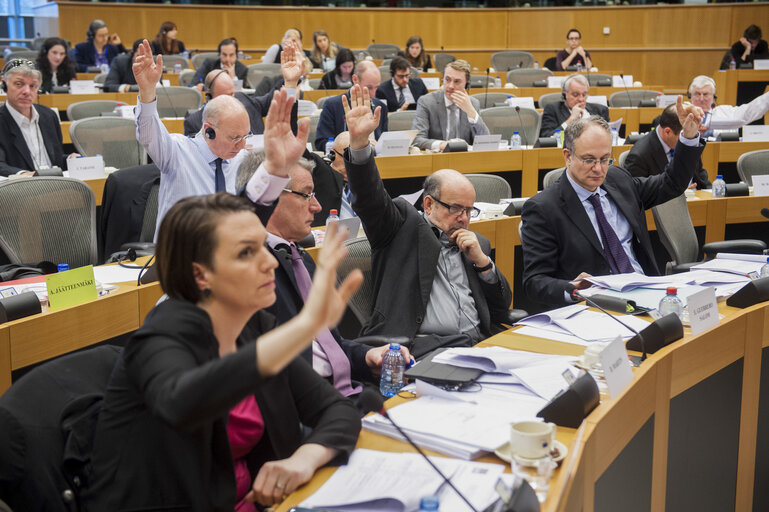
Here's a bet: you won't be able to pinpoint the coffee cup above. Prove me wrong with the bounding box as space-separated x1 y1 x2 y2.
510 420 556 459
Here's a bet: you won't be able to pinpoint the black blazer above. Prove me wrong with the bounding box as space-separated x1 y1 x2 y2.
83 300 359 511
39 63 77 93
73 41 124 72
376 78 429 112
150 40 187 55
184 90 296 137
190 58 248 87
345 151 513 340
539 101 610 138
0 104 67 176
103 53 137 92
315 92 388 151
624 130 711 190
319 71 351 90
520 138 705 308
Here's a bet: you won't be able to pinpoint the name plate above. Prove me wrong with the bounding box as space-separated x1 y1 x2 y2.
599 336 634 399
612 75 633 87
68 155 106 180
752 174 769 196
473 134 502 152
116 105 136 119
753 59 769 70
546 76 565 89
297 99 317 116
587 95 608 107
46 265 98 311
657 94 678 107
742 125 769 142
686 286 719 335
69 80 96 94
375 131 411 156
233 78 243 91
507 97 536 110
422 77 441 90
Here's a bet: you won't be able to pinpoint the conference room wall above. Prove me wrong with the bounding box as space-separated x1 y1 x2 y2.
53 2 766 90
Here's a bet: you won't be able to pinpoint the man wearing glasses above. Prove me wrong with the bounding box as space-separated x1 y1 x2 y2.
341 85 513 354
132 39 306 234
375 56 428 112
521 98 705 309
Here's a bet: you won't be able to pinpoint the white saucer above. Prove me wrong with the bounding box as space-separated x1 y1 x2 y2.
494 440 567 466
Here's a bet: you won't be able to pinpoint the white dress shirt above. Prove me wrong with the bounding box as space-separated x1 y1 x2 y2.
429 93 480 152
711 91 769 126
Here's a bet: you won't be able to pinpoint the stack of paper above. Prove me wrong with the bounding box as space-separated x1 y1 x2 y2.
692 253 767 276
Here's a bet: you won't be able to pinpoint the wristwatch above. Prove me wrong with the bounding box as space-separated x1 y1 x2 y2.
474 260 493 272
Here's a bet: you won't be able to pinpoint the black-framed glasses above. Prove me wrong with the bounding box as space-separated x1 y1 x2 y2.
573 155 615 168
394 72 410 79
2 58 36 76
432 197 480 218
282 188 316 202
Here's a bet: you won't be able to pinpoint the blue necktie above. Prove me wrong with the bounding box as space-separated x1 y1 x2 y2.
587 194 634 275
214 158 225 192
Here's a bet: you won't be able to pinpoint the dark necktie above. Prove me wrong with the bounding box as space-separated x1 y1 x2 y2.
448 104 458 139
289 244 360 396
668 148 675 163
397 87 405 107
214 158 225 193
586 194 634 275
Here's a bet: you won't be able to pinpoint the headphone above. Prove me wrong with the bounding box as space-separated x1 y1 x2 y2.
1 58 36 92
205 126 216 140
86 20 105 41
204 69 227 101
686 76 717 107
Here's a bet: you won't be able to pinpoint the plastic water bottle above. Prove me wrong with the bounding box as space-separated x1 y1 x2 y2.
173 62 182 74
555 129 562 148
380 343 405 397
534 60 539 69
611 127 619 146
358 51 365 61
510 131 522 150
655 93 662 108
325 137 335 158
761 257 769 278
712 175 726 198
658 287 684 320
494 75 501 88
419 495 440 511
237 50 245 60
325 209 339 227
100 63 109 74
181 50 189 60
505 95 513 107
729 58 737 71
576 62 584 73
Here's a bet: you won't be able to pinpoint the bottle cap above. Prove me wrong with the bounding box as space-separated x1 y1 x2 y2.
513 131 519 135
716 175 723 180
329 209 338 215
419 495 440 510
666 287 677 295
57 263 69 272
389 343 401 350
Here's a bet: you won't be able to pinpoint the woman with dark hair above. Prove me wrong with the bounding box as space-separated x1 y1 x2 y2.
310 30 341 72
403 36 431 71
150 21 186 56
35 37 76 93
556 28 592 71
74 19 126 72
729 25 769 66
319 48 355 90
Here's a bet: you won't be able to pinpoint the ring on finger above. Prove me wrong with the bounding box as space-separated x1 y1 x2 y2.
275 482 285 490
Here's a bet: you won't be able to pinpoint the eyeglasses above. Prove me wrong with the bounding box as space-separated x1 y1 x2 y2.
282 188 316 202
209 125 252 144
567 36 581 41
432 197 480 218
394 72 410 79
573 155 615 168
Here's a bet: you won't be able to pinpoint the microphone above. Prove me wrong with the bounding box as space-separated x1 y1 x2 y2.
761 208 769 219
619 73 633 107
572 289 648 361
359 389 480 512
514 106 527 147
483 67 490 108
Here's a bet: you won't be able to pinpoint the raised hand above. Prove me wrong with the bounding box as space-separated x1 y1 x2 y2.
280 40 304 88
449 88 477 118
132 39 163 103
262 87 310 177
341 84 381 150
675 95 704 140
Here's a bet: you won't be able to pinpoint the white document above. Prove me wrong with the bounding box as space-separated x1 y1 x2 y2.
612 75 633 87
506 96 536 110
657 94 678 107
742 125 769 142
752 175 769 197
69 80 96 94
297 99 317 116
715 253 769 263
587 95 608 107
67 155 105 180
586 272 679 292
92 265 144 284
599 336 634 399
753 59 769 70
376 130 414 156
422 77 441 90
692 257 765 276
509 360 573 400
116 105 136 119
432 346 576 373
609 117 623 132
517 304 650 342
686 287 719 335
472 134 502 152
546 76 565 89
514 325 592 346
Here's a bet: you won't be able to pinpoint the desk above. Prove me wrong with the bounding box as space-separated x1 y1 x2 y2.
276 298 769 512
713 69 769 108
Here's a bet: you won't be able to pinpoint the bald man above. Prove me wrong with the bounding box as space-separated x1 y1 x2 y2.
314 60 388 151
339 85 513 356
133 39 307 233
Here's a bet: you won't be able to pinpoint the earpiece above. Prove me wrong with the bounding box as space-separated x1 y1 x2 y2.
562 92 567 101
205 127 216 139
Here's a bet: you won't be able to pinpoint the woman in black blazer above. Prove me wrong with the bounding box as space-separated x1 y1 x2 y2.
82 191 362 511
319 48 356 90
35 37 77 93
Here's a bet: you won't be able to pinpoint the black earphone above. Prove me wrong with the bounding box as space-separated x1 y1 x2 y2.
204 69 227 101
205 126 216 139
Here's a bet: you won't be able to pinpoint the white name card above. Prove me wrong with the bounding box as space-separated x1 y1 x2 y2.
422 77 441 90
752 174 769 196
69 80 96 94
67 155 105 180
116 105 136 119
507 97 536 110
233 79 243 91
546 76 565 89
753 59 769 70
657 94 678 107
742 125 769 142
375 131 411 156
686 286 719 335
297 99 317 116
587 95 608 107
612 75 633 87
599 336 634 399
472 134 502 152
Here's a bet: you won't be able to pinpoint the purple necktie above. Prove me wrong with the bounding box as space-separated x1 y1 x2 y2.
289 244 360 396
586 194 634 275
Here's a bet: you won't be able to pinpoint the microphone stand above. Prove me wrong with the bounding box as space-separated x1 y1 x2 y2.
514 105 527 147
619 73 633 108
484 67 490 108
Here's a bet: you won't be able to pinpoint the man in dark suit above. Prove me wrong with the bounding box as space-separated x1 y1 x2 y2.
0 59 73 176
315 61 388 151
625 103 711 190
539 73 610 138
376 56 428 112
342 85 513 353
412 59 489 151
237 150 410 394
521 98 705 309
190 38 248 89
103 39 142 92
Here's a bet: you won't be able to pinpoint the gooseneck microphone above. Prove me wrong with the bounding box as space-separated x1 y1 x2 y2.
359 389 480 512
572 289 648 361
619 73 633 107
484 67 491 108
514 105 527 147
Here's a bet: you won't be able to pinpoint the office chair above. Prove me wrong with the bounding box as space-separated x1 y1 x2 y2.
736 149 769 186
469 75 496 89
479 106 541 146
245 63 281 90
178 69 196 87
307 78 322 89
466 174 511 203
69 117 147 169
366 43 400 59
307 114 321 151
31 36 48 51
543 167 565 190
337 237 376 327
608 90 662 108
66 100 122 121
387 110 417 132
92 72 107 85
652 194 766 274
433 53 455 72
491 51 534 71
537 92 563 108
506 68 553 88
585 73 612 87
471 92 515 109
543 57 557 71
0 177 97 269
5 49 37 61
155 86 203 118
618 150 631 168
191 52 218 69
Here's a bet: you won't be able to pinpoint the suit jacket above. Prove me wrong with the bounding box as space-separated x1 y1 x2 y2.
190 58 248 87
39 63 77 93
520 138 706 308
539 101 610 138
319 71 351 90
83 300 358 511
103 53 137 92
412 90 489 150
315 92 388 151
624 130 711 189
74 41 124 72
0 104 67 176
376 78 429 112
183 90 296 137
346 151 512 339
